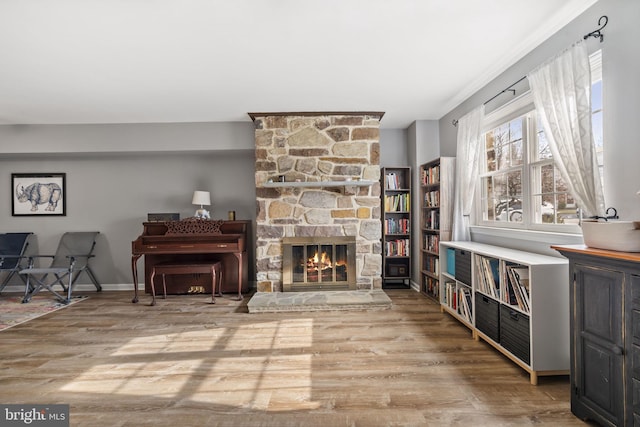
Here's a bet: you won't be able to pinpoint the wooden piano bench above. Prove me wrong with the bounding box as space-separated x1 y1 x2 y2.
149 262 222 306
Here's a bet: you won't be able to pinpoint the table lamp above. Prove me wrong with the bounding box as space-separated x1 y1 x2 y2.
192 190 211 219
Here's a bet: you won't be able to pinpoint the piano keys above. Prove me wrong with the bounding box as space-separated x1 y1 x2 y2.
131 219 249 303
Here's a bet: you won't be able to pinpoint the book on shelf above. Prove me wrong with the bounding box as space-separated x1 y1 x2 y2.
424 210 440 230
424 190 440 207
514 267 531 310
386 239 410 257
385 172 403 190
459 287 472 322
425 276 439 298
424 234 440 253
424 256 439 275
384 193 410 212
505 265 531 313
500 265 518 306
445 281 457 310
476 256 500 298
475 258 487 294
464 287 472 316
385 218 409 234
421 165 440 185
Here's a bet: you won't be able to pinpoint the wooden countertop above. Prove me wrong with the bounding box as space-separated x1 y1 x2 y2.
551 244 640 263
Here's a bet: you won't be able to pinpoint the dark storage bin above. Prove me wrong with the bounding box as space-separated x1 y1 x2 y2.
455 248 472 286
500 305 530 365
475 292 500 342
633 378 640 417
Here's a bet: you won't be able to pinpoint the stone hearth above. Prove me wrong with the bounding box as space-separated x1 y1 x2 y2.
247 289 392 313
251 112 384 292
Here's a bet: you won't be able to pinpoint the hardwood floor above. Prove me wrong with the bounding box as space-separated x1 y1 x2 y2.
0 289 592 426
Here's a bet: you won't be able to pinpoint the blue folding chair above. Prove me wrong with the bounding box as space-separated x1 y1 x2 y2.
0 232 34 294
20 231 101 304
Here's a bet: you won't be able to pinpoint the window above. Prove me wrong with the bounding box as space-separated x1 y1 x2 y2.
528 112 576 226
481 118 524 224
478 50 603 232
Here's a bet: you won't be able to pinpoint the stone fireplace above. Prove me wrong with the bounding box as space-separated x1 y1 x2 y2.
251 112 384 292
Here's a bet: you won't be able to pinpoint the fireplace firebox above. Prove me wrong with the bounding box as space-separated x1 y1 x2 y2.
282 236 356 291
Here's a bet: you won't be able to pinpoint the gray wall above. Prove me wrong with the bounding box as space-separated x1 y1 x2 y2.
381 121 442 288
406 120 441 287
0 122 255 154
0 122 257 287
1 122 410 289
438 0 640 254
379 128 409 167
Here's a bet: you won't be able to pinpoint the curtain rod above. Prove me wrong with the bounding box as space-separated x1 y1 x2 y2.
583 15 608 43
451 75 526 127
481 76 527 108
452 15 608 127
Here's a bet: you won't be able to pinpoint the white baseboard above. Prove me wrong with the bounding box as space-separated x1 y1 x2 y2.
3 282 258 293
1 283 133 293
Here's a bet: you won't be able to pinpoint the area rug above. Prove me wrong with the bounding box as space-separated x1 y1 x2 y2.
0 295 88 331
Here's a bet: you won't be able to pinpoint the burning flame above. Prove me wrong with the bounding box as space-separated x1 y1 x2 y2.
307 251 332 271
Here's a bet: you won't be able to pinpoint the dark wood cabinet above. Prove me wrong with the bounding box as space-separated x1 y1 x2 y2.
132 220 250 301
553 245 638 427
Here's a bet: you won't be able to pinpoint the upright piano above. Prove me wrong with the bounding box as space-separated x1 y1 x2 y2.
131 219 249 303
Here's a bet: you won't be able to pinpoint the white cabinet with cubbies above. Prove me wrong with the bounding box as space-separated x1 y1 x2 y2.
439 241 569 385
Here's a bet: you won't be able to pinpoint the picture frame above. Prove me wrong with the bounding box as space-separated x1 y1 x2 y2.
12 173 66 216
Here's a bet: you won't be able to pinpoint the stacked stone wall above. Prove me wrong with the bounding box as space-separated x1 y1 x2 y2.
253 113 382 292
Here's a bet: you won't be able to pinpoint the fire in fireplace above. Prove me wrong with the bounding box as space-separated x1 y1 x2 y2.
282 236 356 291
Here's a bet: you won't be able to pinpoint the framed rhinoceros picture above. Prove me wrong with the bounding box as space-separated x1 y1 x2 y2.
12 173 66 216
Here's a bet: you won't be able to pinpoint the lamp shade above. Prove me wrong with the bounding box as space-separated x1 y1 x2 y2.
192 190 211 206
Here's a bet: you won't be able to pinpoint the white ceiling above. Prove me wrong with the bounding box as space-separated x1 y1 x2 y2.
0 0 597 129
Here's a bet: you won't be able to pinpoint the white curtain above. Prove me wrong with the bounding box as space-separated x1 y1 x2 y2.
452 105 485 241
528 41 605 218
